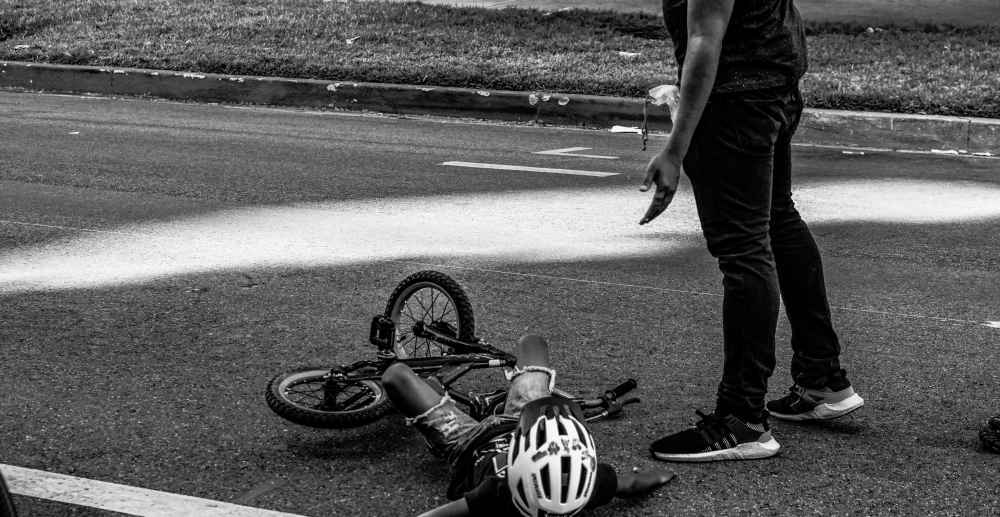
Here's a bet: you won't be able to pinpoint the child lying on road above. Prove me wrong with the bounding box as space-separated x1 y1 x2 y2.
380 334 674 517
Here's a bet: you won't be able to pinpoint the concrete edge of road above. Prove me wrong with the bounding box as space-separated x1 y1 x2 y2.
3 60 999 156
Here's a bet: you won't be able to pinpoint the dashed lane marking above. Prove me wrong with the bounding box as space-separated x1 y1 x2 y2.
533 147 619 159
440 161 619 177
1 464 308 517
794 143 1000 160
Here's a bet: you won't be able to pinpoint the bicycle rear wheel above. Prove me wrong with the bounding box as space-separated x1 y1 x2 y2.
265 367 391 428
384 271 475 358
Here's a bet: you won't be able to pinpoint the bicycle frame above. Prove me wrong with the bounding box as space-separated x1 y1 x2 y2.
322 316 636 422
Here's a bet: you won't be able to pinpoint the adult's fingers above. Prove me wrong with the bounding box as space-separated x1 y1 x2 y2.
639 162 659 192
639 185 676 225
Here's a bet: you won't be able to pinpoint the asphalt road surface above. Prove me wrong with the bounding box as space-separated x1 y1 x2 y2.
1 91 998 516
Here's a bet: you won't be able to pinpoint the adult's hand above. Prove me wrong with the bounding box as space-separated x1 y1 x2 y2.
639 150 682 225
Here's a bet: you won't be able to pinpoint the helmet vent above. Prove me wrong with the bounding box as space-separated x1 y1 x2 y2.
576 464 590 499
560 456 571 503
539 465 552 499
570 418 587 442
535 420 546 447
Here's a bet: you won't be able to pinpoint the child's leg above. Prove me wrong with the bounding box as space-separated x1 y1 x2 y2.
503 334 556 415
381 362 478 456
382 362 444 417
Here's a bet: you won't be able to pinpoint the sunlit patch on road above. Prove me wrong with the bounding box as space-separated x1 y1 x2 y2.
1 178 999 293
793 179 1000 223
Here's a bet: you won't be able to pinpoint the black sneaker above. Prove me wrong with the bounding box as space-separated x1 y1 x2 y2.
981 415 1000 454
649 410 780 462
767 385 864 421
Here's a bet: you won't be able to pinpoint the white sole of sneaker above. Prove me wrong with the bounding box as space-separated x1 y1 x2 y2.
771 394 865 421
652 437 781 463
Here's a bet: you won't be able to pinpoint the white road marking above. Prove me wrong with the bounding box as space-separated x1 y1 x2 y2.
793 143 894 153
533 147 619 159
440 161 619 177
984 321 1000 329
794 143 1000 160
0 219 137 235
609 125 643 134
1 464 308 517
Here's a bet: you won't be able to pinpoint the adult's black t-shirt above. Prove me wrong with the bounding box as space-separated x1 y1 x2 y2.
662 0 808 93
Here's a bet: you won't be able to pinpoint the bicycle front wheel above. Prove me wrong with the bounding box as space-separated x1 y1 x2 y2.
384 270 476 358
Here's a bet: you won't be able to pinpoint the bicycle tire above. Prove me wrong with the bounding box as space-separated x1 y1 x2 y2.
384 270 476 358
265 367 391 428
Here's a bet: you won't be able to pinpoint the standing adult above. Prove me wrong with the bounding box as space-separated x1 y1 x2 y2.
639 0 864 461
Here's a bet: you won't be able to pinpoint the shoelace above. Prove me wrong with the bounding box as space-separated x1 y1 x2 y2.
694 409 721 427
782 384 810 401
693 410 746 450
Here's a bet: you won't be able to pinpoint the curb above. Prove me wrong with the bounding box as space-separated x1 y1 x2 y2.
3 61 998 156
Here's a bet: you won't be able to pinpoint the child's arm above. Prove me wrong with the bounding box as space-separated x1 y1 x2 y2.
417 499 469 517
615 469 677 498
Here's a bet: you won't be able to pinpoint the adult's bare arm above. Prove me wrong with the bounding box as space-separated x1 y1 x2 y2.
639 0 734 225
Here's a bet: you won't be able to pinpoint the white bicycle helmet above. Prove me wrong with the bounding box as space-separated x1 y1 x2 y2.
506 395 598 517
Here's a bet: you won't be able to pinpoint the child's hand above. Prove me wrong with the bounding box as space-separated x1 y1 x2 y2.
616 469 677 498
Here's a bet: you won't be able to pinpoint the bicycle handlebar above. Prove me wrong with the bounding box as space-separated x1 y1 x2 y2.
604 378 637 401
575 379 640 422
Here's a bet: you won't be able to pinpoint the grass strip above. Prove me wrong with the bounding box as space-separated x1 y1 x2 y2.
1 0 998 118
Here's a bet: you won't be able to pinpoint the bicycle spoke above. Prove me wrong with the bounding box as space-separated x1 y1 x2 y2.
391 285 460 359
286 383 327 405
339 388 374 410
398 334 418 358
403 304 419 325
429 290 442 320
414 290 432 319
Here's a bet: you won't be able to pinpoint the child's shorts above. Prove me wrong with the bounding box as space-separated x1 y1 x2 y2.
405 366 555 462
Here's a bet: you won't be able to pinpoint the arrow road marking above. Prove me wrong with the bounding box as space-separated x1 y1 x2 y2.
533 147 619 159
440 161 619 177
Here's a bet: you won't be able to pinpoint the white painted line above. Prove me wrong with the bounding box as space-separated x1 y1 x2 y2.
440 161 619 177
793 143 1000 160
609 125 643 134
0 219 137 235
793 143 894 153
1 464 308 517
533 147 619 160
984 321 1000 329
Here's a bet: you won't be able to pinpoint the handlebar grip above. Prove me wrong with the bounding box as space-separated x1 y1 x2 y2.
606 379 637 400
